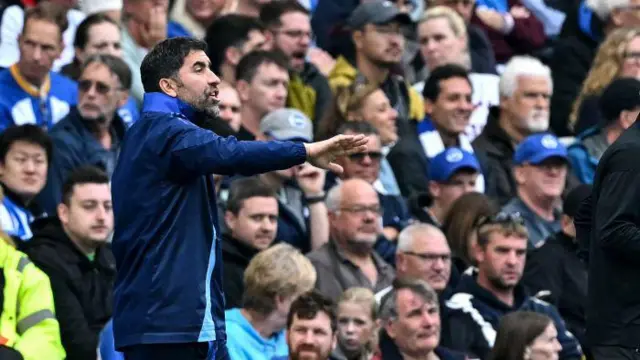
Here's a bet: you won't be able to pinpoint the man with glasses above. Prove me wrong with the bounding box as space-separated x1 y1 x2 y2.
441 211 583 359
37 54 131 214
307 178 395 302
333 122 410 242
411 147 481 227
260 0 332 122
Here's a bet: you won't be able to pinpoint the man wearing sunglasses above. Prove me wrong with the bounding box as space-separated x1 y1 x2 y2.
332 122 410 242
37 54 131 214
441 211 583 359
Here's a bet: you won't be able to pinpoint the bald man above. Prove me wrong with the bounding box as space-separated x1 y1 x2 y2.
307 179 396 301
376 224 452 301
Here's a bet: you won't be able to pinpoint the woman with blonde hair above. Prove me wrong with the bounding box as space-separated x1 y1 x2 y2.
333 287 379 360
570 27 640 134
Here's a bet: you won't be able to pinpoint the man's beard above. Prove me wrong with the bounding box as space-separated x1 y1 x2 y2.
290 344 331 360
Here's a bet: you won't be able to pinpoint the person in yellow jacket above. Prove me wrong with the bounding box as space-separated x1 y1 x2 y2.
0 234 66 360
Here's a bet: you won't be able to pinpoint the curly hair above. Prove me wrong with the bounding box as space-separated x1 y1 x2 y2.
569 27 640 130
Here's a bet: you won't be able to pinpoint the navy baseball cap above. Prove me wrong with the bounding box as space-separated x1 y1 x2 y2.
347 1 412 30
513 134 568 166
429 148 481 182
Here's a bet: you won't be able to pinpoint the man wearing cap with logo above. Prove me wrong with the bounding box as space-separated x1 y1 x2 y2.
568 78 640 184
410 147 481 227
329 1 426 160
502 133 568 249
257 108 329 253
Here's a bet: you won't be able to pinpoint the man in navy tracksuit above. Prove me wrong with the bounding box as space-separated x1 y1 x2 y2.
110 37 367 360
441 212 584 359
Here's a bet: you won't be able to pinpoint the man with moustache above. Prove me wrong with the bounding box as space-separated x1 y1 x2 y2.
307 178 396 302
473 56 554 206
111 37 368 360
38 54 131 214
285 291 337 360
442 211 583 359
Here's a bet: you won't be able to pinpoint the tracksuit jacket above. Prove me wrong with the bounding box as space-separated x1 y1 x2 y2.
110 92 308 351
442 270 583 359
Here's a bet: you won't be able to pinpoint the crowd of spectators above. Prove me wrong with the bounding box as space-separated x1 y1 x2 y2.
0 0 638 358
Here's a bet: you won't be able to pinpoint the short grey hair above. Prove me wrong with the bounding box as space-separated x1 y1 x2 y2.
396 223 446 253
499 56 552 98
379 278 439 321
81 54 133 90
326 183 343 213
586 0 631 20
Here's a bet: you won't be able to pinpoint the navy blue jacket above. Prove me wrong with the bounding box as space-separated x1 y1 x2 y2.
38 107 127 213
443 270 583 359
110 93 307 349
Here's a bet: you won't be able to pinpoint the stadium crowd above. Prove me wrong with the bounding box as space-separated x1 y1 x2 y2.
0 0 637 358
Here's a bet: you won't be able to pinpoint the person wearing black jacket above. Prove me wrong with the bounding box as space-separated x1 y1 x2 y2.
522 184 591 350
22 166 116 360
221 176 279 309
588 117 640 359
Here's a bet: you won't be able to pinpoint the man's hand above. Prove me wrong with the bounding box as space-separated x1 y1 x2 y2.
304 134 368 174
296 163 326 197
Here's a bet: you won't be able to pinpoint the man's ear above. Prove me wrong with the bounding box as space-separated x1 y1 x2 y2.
513 165 526 186
225 47 242 67
224 210 236 232
57 203 69 225
352 30 364 51
235 80 250 102
159 77 179 97
118 89 130 108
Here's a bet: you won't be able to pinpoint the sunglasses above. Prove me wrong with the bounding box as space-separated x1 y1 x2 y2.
475 211 525 228
348 151 383 162
78 79 113 95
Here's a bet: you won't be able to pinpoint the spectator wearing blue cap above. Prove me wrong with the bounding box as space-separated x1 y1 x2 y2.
502 133 568 248
411 147 481 227
567 77 640 184
258 108 330 253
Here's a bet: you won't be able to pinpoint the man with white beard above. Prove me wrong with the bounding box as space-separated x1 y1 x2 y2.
473 56 553 205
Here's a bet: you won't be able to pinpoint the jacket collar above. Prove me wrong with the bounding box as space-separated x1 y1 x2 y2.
66 107 127 141
142 92 196 120
10 64 51 98
456 268 529 311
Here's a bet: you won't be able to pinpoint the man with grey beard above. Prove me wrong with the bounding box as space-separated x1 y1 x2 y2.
307 178 396 302
38 54 131 214
473 56 553 206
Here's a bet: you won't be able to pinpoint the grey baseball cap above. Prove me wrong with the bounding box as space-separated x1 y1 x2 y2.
347 0 412 29
260 108 314 142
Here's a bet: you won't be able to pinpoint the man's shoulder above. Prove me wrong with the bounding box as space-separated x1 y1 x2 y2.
306 243 333 264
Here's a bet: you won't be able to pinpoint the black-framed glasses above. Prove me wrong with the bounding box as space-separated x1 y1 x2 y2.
475 212 525 228
404 251 451 263
78 79 114 95
340 205 383 216
348 151 383 162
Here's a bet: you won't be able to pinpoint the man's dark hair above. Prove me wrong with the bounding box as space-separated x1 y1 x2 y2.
336 121 378 137
23 1 69 39
235 50 289 84
140 37 207 93
81 54 133 90
205 14 265 74
422 64 472 102
61 165 110 205
73 13 118 49
286 291 337 333
226 177 277 215
259 0 309 29
0 125 53 164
